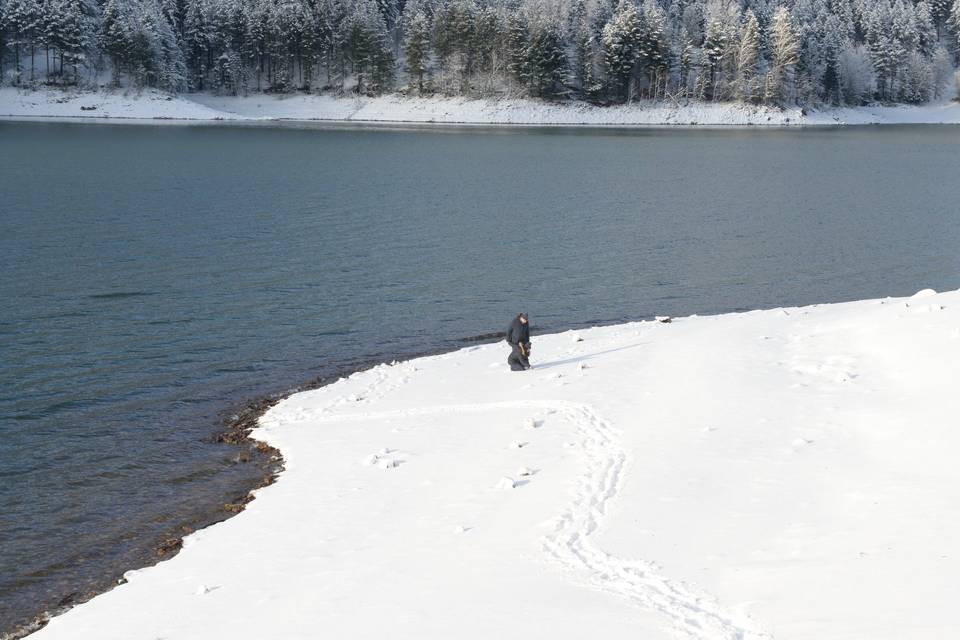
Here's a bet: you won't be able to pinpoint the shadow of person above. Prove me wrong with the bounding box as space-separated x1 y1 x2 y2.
533 342 648 370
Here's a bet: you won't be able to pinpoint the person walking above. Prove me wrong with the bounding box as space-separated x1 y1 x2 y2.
506 313 531 371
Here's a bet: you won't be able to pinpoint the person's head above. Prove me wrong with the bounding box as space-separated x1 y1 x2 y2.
519 312 528 324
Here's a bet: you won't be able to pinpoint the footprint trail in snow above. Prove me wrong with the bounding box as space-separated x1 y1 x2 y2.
309 397 769 640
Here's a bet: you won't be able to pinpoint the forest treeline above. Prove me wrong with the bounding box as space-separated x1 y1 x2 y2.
2 0 960 105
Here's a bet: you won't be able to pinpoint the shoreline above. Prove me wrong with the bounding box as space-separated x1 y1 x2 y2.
20 289 960 639
1 336 503 640
2 87 959 128
1 395 284 640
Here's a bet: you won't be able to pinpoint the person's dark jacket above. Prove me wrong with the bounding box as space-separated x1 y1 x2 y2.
506 317 530 346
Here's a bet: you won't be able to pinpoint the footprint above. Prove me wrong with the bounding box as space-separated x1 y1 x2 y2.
194 584 220 595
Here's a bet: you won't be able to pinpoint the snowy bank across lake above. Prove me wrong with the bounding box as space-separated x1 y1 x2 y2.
27 289 960 640
3 86 960 126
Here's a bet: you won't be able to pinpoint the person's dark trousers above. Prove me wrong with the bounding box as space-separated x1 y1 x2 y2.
508 344 530 371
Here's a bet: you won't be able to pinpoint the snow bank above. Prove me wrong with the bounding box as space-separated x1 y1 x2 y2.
3 86 960 126
27 290 960 640
0 87 236 121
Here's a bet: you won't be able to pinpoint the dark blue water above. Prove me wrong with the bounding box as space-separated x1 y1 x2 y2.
2 121 959 633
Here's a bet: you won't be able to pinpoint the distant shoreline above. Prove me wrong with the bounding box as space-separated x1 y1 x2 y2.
2 87 959 128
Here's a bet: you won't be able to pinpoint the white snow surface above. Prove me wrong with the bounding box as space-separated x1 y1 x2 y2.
3 86 960 126
27 289 960 639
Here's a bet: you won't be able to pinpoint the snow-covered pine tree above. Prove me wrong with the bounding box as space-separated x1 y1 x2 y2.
504 12 529 91
470 5 500 86
431 0 477 94
671 13 696 96
864 1 905 101
152 0 187 91
43 0 92 83
929 0 952 40
402 0 430 93
931 44 953 98
523 22 568 98
99 0 129 86
900 50 933 102
0 0 6 82
837 42 875 103
346 0 392 94
950 0 960 63
571 0 598 98
735 9 760 102
764 5 799 104
182 0 209 89
2 0 41 84
602 0 642 101
315 0 349 91
700 16 726 100
98 0 185 90
638 0 669 99
915 1 937 58
446 0 476 94
569 0 589 92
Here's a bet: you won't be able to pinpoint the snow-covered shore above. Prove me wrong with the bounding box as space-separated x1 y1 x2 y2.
2 86 960 126
25 289 960 640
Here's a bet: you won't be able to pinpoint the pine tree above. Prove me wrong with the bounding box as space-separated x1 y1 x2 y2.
602 0 642 101
765 6 799 104
402 3 430 93
930 0 950 38
43 0 91 83
346 0 392 94
0 0 6 82
572 12 597 98
638 0 669 98
470 5 499 82
914 1 937 58
2 0 41 84
735 9 760 102
931 45 953 98
445 0 475 93
315 0 349 91
837 42 876 104
700 17 726 100
504 12 528 89
183 0 208 89
865 2 905 100
951 0 960 63
523 23 568 98
99 0 129 86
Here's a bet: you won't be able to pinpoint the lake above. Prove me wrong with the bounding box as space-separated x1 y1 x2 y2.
1 120 959 633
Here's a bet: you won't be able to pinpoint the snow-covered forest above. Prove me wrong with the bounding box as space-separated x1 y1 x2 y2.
2 0 960 106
